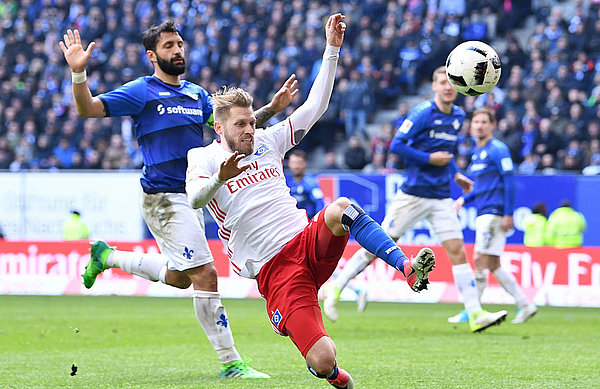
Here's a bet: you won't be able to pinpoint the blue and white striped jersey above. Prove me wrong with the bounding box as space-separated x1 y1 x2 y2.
99 76 213 193
390 100 466 199
465 138 515 216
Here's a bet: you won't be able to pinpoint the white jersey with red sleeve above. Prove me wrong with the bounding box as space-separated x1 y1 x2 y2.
186 119 308 279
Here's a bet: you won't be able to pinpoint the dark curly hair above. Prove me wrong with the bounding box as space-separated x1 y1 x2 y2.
142 20 181 52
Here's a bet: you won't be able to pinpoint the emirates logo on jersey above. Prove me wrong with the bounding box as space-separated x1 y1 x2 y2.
225 162 281 194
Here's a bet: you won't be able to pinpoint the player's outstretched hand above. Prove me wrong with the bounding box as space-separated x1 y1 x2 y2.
269 74 299 114
429 151 453 166
325 13 346 47
454 173 473 194
218 151 251 181
59 29 95 73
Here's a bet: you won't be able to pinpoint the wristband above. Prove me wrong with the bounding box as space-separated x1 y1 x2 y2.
72 70 87 84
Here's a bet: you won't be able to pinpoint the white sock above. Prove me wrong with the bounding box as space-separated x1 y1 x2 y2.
452 264 482 314
107 250 168 283
335 248 376 291
493 267 528 307
474 269 489 300
192 290 241 364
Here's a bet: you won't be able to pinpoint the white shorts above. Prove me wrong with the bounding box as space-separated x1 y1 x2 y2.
381 191 463 242
474 214 506 256
142 192 213 271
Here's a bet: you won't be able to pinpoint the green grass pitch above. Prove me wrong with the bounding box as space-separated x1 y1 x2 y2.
1 295 598 388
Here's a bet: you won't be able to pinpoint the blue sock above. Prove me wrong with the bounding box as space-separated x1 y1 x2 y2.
342 205 408 275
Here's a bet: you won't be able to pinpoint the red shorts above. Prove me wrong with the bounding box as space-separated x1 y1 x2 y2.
256 206 349 357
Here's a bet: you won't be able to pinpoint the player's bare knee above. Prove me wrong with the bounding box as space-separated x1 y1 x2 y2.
186 263 218 291
334 197 352 210
326 197 350 219
325 198 352 236
307 350 336 375
306 336 337 375
165 270 192 289
443 239 467 264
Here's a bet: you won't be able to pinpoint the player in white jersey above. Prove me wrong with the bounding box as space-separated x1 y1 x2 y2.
186 14 435 388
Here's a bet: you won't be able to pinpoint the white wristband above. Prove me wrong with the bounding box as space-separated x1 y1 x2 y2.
72 70 87 84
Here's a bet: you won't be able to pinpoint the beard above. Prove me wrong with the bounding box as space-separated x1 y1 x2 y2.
156 54 186 76
223 131 254 156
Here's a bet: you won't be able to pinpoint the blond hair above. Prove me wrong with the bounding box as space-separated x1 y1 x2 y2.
211 86 254 121
432 66 446 82
472 107 496 123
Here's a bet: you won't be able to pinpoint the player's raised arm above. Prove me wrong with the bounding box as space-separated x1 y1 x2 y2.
287 13 346 144
59 29 106 117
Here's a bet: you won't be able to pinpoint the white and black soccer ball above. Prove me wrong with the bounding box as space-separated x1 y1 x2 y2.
445 41 501 96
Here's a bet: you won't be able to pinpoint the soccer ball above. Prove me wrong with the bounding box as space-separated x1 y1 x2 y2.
445 41 501 96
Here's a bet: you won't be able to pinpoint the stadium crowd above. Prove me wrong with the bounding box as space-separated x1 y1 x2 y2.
0 0 599 175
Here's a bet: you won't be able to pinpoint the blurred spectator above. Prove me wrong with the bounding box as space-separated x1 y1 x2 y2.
371 123 394 155
520 121 538 159
545 200 587 248
461 11 488 41
63 210 90 241
583 153 600 175
362 151 386 174
53 138 76 168
503 88 526 120
538 153 558 175
398 39 423 95
391 102 410 131
344 135 368 170
534 118 562 157
342 70 371 139
322 151 342 171
518 153 539 175
523 202 548 247
560 140 584 171
9 152 29 172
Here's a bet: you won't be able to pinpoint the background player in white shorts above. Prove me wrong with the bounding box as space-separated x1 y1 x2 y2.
324 67 508 333
452 108 537 324
60 20 296 377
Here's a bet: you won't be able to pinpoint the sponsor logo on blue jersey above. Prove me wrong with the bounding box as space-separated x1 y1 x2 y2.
428 130 458 141
156 104 203 116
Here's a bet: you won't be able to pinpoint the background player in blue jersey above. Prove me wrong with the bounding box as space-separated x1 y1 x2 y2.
450 108 537 325
324 66 508 332
286 150 325 220
59 21 297 378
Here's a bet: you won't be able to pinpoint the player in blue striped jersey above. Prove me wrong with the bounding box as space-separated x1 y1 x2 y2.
451 108 537 324
324 66 508 332
60 21 297 378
